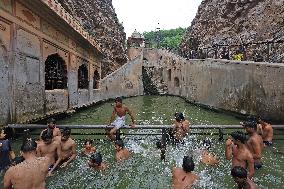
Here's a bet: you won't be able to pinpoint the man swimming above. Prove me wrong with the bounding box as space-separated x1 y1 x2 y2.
108 97 135 140
4 139 50 189
88 152 108 170
172 155 199 189
54 127 76 168
114 139 130 161
242 121 264 169
36 129 62 176
81 139 96 156
172 112 190 143
39 118 61 141
200 139 219 165
225 131 254 179
257 118 273 146
231 166 259 189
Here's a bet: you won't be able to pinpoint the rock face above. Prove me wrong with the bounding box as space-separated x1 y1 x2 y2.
180 0 284 63
58 0 127 77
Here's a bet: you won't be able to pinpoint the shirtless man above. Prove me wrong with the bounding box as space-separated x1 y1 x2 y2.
172 112 190 143
4 139 50 189
108 97 135 140
225 131 254 179
88 152 108 170
55 127 76 168
40 118 61 140
257 118 273 146
200 139 218 166
231 166 259 189
81 139 96 156
114 139 130 161
172 156 199 189
242 121 264 169
36 129 62 176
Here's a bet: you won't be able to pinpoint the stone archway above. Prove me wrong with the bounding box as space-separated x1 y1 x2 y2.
93 69 100 89
78 64 89 89
174 77 180 87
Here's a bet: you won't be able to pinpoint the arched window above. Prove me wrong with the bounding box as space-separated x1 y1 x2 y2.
93 70 100 89
174 77 180 87
45 54 67 90
78 64 89 89
168 69 171 81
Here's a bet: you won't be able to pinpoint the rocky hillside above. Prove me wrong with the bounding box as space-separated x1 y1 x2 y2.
58 0 127 77
180 0 284 62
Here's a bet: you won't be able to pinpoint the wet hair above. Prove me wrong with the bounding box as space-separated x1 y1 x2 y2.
0 127 13 139
84 139 93 145
90 153 102 166
231 131 247 144
182 156 195 173
202 139 211 150
175 112 184 122
115 97 122 103
21 139 37 152
231 166 247 178
47 118 56 124
115 139 124 148
41 129 53 141
62 127 71 136
242 121 257 130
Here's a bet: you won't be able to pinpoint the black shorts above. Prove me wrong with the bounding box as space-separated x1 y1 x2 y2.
263 141 273 146
254 161 263 169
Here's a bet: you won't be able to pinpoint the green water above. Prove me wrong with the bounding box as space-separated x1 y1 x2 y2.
1 96 284 189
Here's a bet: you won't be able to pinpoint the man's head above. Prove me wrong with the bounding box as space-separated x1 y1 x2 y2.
47 118 56 129
21 139 37 153
230 131 247 144
182 155 195 173
90 153 102 166
0 127 6 139
175 112 184 122
241 121 257 133
231 166 247 186
115 96 122 104
115 139 124 151
61 127 71 141
84 139 93 149
41 129 53 144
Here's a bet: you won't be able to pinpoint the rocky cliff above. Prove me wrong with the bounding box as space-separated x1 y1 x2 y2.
58 0 127 77
180 0 284 62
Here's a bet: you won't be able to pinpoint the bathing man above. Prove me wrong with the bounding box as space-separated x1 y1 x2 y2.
242 121 264 169
200 139 219 166
108 97 135 140
114 139 130 162
257 118 273 146
231 166 259 189
172 155 199 189
225 131 254 179
172 112 190 143
4 139 50 189
36 129 62 176
88 152 108 170
40 118 61 140
55 127 76 168
81 139 96 156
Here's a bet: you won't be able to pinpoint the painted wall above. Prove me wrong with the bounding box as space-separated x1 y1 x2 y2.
142 49 284 122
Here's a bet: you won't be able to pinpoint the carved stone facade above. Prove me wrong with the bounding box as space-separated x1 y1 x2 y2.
0 0 102 124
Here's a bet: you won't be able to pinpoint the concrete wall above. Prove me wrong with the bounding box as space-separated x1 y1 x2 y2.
142 49 284 122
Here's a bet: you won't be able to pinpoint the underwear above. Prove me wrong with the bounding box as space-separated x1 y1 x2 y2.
254 161 263 169
263 141 273 146
111 116 126 130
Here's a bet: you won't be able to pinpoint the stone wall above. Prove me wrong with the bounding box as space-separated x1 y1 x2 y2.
142 48 284 122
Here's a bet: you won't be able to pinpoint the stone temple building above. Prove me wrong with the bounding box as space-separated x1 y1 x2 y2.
0 0 102 124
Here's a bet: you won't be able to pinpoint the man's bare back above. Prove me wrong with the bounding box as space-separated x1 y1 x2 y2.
172 167 198 189
37 140 61 164
115 148 130 161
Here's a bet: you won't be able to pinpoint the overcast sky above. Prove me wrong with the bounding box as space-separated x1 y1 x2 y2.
112 0 203 37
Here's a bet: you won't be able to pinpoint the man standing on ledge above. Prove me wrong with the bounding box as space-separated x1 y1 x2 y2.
108 97 135 140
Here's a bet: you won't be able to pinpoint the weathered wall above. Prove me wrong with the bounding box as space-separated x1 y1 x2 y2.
142 49 284 122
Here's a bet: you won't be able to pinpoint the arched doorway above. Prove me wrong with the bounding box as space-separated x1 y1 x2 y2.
93 70 100 89
45 54 67 90
174 77 180 87
78 64 89 89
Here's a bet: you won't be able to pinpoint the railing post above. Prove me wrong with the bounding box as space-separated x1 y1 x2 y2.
218 128 224 141
116 129 121 140
161 128 167 161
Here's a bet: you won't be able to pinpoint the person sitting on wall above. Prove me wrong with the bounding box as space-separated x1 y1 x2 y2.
88 152 108 171
256 118 273 146
225 131 254 179
172 112 190 144
107 97 135 140
114 139 130 162
231 166 259 189
39 118 61 142
4 139 50 189
242 121 264 169
0 127 16 174
36 129 62 176
81 139 96 156
172 155 199 189
200 139 219 166
54 127 77 168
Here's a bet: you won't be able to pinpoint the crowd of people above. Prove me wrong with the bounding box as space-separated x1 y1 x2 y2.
0 97 275 189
